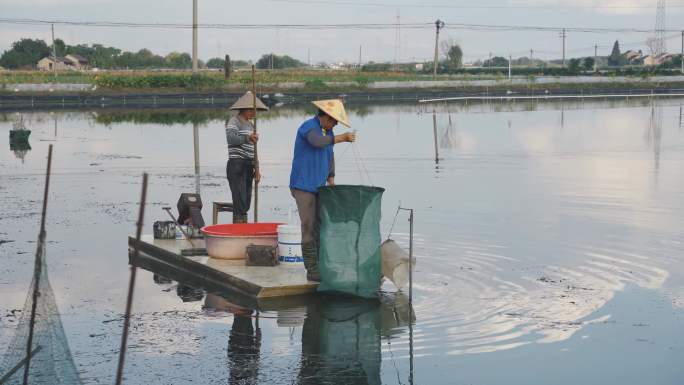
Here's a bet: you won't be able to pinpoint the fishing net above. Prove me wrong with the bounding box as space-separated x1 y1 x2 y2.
317 185 384 298
0 234 82 385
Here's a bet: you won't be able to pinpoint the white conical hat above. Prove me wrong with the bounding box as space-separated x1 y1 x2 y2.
229 91 269 111
312 99 350 127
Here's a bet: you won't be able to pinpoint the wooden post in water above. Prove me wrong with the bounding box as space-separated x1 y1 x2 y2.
193 122 200 195
115 173 149 385
251 65 259 223
22 145 53 385
432 110 439 165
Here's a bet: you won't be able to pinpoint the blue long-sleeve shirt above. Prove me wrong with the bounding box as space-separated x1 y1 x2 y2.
289 116 334 193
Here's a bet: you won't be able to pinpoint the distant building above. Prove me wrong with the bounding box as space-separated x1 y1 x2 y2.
623 50 642 63
644 53 675 66
37 57 71 71
415 63 424 71
65 54 89 70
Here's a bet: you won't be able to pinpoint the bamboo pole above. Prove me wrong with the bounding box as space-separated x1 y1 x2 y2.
115 173 149 385
23 145 52 385
251 65 259 223
1 346 42 385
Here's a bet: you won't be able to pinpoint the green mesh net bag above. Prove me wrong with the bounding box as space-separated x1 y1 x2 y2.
317 185 385 298
0 237 82 385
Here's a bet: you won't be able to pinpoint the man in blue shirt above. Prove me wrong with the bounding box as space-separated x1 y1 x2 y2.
290 99 355 282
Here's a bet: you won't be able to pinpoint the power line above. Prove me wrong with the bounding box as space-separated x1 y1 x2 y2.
0 17 432 30
266 0 684 9
443 22 684 34
2 17 684 34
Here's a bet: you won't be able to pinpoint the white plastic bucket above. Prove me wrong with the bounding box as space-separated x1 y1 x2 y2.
277 225 303 266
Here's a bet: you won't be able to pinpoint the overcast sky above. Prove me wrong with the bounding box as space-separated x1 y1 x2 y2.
1 0 683 64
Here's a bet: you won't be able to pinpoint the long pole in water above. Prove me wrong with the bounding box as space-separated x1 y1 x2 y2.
408 209 414 306
115 173 149 385
23 145 52 385
1 346 42 385
432 110 439 164
407 208 414 385
252 65 259 223
193 122 200 195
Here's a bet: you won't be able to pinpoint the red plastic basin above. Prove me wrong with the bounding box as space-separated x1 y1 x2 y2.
201 223 283 260
201 223 281 237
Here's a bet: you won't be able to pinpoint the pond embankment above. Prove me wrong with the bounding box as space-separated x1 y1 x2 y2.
4 75 684 111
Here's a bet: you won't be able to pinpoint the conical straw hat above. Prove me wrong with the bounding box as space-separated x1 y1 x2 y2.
229 91 269 111
312 99 350 127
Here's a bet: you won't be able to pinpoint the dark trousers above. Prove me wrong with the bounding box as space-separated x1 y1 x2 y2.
291 189 319 244
227 159 254 216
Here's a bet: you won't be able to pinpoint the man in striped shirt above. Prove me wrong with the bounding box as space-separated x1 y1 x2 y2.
226 91 269 223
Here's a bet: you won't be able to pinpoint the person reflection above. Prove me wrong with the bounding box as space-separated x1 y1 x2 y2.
205 294 261 385
298 297 382 385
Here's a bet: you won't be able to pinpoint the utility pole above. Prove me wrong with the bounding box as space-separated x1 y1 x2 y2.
560 28 567 67
433 19 445 79
530 49 534 67
192 0 198 73
594 44 598 72
51 23 57 79
681 31 683 74
358 45 362 68
394 10 400 70
488 52 492 71
307 48 311 67
508 54 512 80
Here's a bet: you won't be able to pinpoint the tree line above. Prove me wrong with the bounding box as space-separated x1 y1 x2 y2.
0 38 259 70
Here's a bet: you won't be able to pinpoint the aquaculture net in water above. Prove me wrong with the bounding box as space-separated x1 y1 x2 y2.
0 236 82 385
317 185 384 298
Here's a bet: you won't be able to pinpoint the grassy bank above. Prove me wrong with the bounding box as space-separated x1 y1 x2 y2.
4 69 684 97
1 69 451 88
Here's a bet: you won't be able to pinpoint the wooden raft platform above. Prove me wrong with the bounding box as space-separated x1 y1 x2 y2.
128 235 318 300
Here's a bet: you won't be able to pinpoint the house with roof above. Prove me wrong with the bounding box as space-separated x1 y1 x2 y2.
644 52 676 66
37 56 72 71
65 54 89 70
623 50 642 64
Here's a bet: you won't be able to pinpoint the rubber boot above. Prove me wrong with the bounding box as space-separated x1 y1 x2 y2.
301 241 321 282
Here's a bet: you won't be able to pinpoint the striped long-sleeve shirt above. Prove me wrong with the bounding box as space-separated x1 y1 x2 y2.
225 115 255 160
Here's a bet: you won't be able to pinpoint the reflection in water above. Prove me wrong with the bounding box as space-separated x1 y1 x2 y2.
228 311 261 385
432 110 439 167
439 114 460 150
152 273 172 285
645 103 663 177
299 298 381 385
3 98 684 384
205 294 261 385
201 291 415 385
176 284 205 302
9 115 31 162
9 140 31 162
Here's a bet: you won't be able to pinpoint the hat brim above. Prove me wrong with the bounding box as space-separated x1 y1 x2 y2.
312 100 350 127
230 91 270 111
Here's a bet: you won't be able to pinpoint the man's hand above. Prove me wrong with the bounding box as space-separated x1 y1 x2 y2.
327 176 335 186
254 167 261 184
333 132 357 144
248 133 259 144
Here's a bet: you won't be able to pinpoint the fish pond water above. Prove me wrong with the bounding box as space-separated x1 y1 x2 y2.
1 98 683 384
